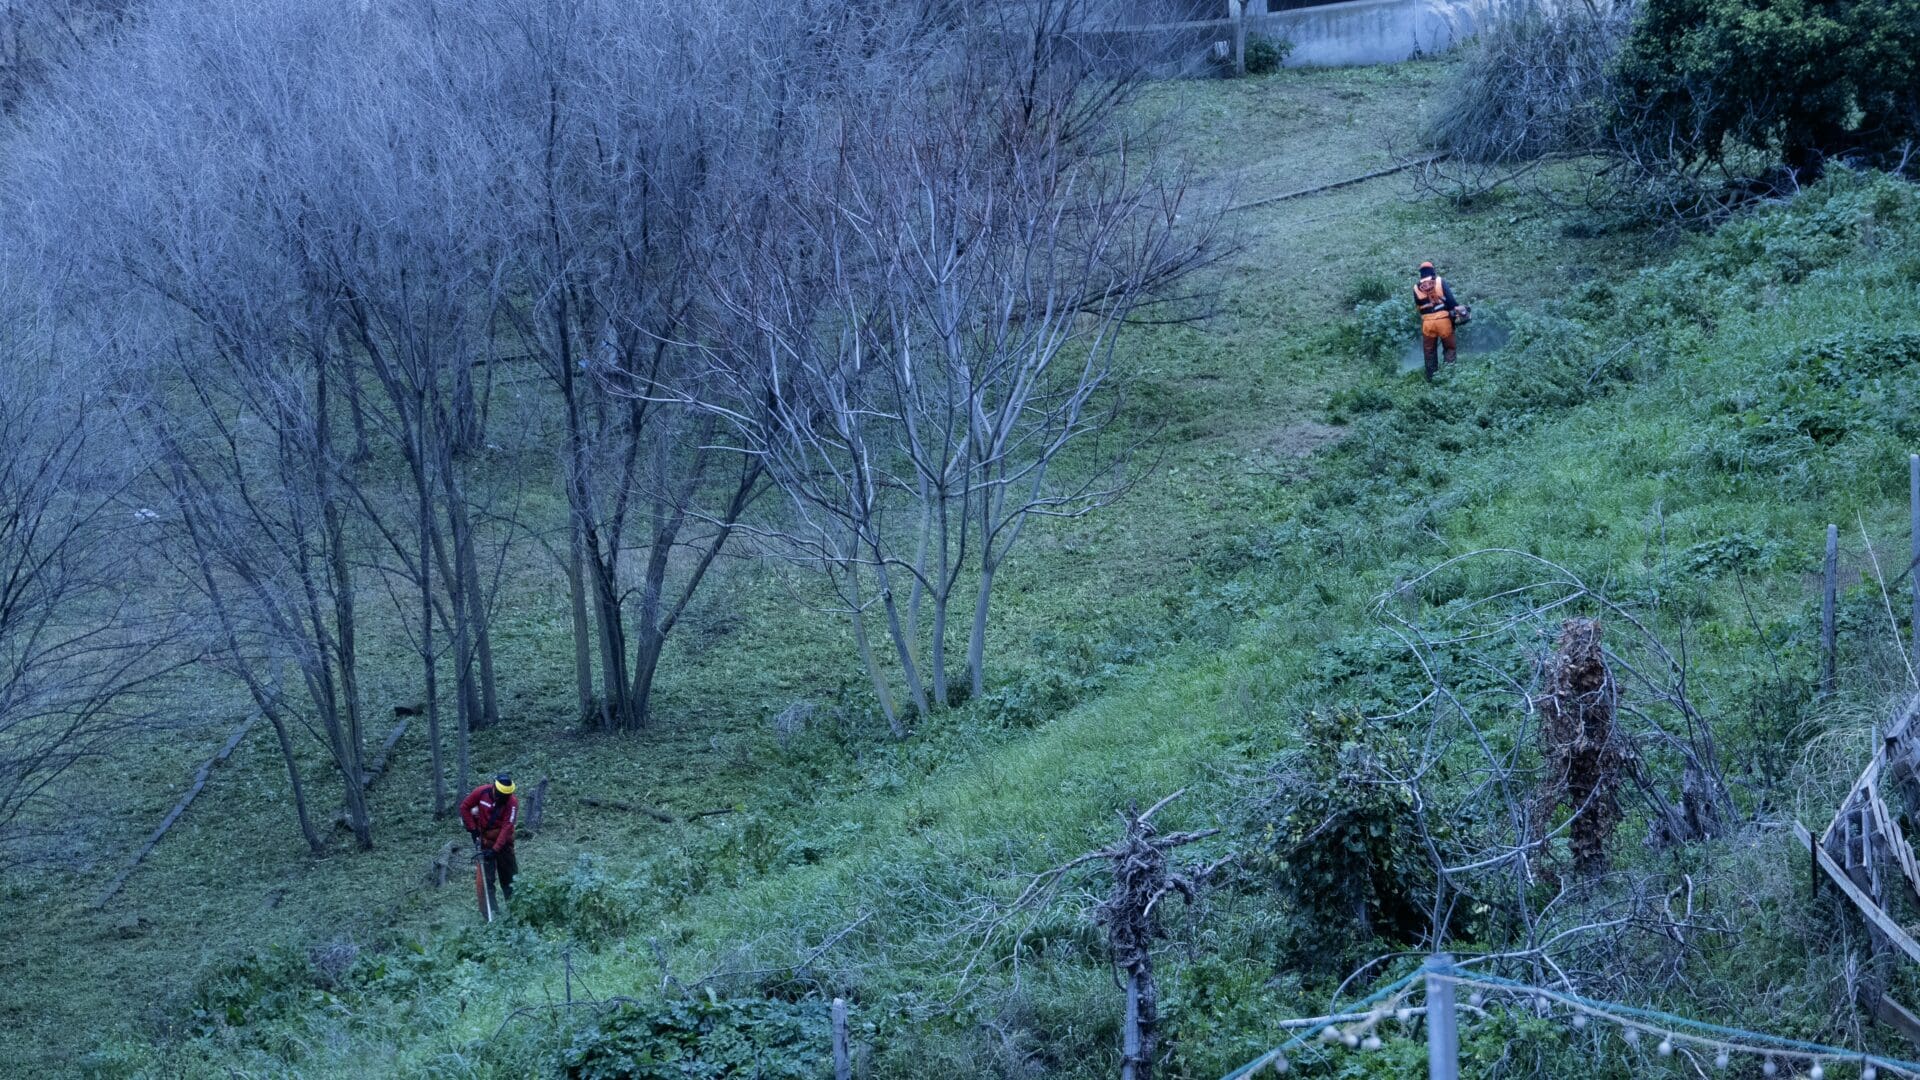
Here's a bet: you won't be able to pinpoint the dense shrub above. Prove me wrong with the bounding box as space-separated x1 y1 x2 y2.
192 946 332 1031
1243 34 1291 76
1428 0 1625 165
1248 712 1433 959
1613 0 1920 179
562 995 832 1080
516 854 650 943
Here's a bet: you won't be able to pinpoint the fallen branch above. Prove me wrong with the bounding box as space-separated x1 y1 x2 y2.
1227 154 1449 214
578 796 734 824
333 719 408 829
687 911 875 991
94 714 257 908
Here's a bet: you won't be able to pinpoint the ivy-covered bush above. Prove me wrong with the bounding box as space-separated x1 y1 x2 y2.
1250 712 1434 960
562 994 833 1080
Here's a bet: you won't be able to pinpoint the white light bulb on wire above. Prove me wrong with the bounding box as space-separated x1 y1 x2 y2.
1362 1036 1382 1052
1657 1038 1673 1057
1571 1013 1588 1030
1395 1008 1412 1024
1342 1032 1359 1049
1762 1059 1778 1077
1863 1065 1878 1080
1807 1064 1824 1080
1713 1050 1729 1070
1623 1029 1640 1046
1270 1053 1289 1074
1469 992 1485 1008
1319 1026 1339 1044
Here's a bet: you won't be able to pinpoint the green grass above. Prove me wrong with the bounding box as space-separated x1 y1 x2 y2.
20 62 1920 1080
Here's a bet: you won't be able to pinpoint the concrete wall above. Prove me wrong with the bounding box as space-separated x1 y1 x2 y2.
1259 0 1495 67
1093 0 1565 76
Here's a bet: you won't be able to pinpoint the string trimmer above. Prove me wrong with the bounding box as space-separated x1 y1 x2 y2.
473 844 495 924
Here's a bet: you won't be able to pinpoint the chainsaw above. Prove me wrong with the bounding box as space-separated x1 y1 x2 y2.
1449 304 1473 327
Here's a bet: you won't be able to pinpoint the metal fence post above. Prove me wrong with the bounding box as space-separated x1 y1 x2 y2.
1823 524 1839 697
1425 954 1458 1080
832 997 851 1080
1909 454 1918 669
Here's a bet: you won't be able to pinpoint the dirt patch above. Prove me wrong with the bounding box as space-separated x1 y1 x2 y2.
1269 419 1347 458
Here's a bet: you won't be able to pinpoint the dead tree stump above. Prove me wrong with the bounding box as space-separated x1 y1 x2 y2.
425 839 458 887
1535 617 1624 876
1093 794 1221 1080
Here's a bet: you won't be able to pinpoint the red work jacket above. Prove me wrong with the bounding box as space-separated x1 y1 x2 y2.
459 784 518 851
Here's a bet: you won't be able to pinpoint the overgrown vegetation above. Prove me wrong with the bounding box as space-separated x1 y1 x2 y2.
55 161 1920 1078
11 16 1920 1076
1427 0 1920 222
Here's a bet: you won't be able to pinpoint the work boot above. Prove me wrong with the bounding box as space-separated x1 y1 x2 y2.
501 883 513 903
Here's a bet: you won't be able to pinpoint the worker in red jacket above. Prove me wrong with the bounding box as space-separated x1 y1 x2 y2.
459 773 519 903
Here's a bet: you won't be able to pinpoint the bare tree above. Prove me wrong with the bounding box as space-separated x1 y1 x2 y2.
0 353 177 865
6 0 416 848
468 0 793 731
0 0 131 115
701 0 1222 724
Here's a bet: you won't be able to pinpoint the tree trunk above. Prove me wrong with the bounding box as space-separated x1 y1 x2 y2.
421 437 446 817
266 706 323 854
872 555 929 718
967 559 997 700
460 512 500 731
316 359 371 849
1122 963 1156 1080
1230 0 1246 77
568 517 594 723
630 627 663 730
625 521 674 730
558 328 599 725
441 466 499 732
586 540 629 728
328 505 372 849
447 570 474 797
931 593 951 707
848 566 905 738
340 335 372 464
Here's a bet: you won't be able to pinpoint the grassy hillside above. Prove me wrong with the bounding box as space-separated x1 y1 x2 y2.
15 59 1920 1079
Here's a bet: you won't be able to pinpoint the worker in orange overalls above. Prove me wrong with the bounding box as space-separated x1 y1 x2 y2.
1414 260 1461 380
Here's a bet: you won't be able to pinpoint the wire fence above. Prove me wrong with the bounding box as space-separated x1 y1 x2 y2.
1223 956 1920 1079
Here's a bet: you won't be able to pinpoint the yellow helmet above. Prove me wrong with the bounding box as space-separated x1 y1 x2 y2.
493 773 515 795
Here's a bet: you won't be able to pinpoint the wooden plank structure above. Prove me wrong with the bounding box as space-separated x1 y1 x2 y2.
1800 699 1920 1046
1796 821 1920 965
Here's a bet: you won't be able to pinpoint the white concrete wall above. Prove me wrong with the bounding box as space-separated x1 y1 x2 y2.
1257 0 1497 67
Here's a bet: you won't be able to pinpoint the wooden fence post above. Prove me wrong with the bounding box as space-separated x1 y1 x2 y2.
1909 454 1918 669
832 997 851 1080
1230 0 1247 76
1824 523 1840 697
1425 954 1458 1080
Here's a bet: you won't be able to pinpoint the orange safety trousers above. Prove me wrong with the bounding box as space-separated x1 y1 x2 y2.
1421 311 1457 378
